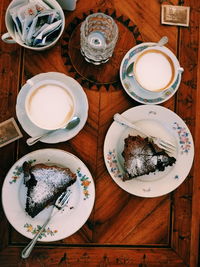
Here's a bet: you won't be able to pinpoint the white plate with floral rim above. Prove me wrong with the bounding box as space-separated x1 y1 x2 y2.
120 43 182 104
104 105 194 197
16 72 88 143
2 149 95 242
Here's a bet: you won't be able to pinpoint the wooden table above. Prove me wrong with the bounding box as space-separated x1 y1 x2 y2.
0 0 199 266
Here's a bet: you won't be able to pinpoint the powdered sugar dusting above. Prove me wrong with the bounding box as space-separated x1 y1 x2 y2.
30 167 73 204
126 146 143 177
123 135 175 180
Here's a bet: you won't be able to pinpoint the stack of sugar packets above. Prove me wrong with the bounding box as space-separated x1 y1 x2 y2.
9 0 62 47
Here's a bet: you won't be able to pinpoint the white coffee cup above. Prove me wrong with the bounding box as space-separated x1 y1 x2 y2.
1 0 65 51
134 46 184 93
25 79 76 130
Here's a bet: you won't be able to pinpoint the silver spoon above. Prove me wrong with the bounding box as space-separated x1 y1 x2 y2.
126 36 169 77
26 116 80 146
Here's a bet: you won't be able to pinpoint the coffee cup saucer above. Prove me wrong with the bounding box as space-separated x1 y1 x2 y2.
16 72 88 144
120 42 182 104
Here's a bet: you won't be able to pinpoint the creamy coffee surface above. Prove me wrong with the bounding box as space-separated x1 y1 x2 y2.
135 51 174 92
28 84 74 129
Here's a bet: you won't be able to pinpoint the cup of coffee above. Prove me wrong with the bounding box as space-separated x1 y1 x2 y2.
133 46 184 93
1 0 65 51
25 79 75 130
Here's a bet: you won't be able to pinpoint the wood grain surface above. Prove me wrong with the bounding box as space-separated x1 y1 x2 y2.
0 0 199 266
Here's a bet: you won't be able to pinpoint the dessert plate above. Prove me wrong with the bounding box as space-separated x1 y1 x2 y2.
104 105 194 197
120 43 182 104
16 72 88 143
2 149 95 242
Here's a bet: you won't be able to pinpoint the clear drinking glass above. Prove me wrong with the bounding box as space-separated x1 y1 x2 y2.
80 13 118 65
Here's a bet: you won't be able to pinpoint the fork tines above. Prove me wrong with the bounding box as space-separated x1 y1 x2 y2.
55 190 71 209
158 139 176 152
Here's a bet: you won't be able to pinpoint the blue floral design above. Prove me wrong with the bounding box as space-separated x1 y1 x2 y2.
173 122 191 154
122 45 148 80
106 150 123 179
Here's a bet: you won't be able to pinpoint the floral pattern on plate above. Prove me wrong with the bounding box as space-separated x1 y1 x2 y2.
24 223 58 238
106 150 123 179
121 45 148 80
173 122 192 154
9 159 36 184
77 167 91 200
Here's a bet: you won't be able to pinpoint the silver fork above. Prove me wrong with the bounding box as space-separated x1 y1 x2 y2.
21 190 72 259
114 113 176 154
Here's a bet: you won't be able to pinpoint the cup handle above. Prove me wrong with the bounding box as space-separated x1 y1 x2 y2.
1 32 16 44
178 67 184 73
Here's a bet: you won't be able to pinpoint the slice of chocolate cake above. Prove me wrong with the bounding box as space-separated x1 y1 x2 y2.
22 162 76 218
122 135 176 181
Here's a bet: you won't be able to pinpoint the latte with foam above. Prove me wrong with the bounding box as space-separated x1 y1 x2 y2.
134 49 175 92
26 83 75 130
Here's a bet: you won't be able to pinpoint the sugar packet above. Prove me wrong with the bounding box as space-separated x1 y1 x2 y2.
26 10 57 45
161 5 190 27
0 118 23 148
33 19 62 46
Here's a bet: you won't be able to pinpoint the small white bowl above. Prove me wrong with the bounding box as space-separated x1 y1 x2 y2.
1 0 65 51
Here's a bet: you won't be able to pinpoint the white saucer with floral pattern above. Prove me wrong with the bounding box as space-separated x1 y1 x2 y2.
2 149 95 241
120 43 182 104
104 105 194 197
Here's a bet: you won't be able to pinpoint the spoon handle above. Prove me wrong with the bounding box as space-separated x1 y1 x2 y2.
157 36 168 46
26 117 80 146
26 131 53 146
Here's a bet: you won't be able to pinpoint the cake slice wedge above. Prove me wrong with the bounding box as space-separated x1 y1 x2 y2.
122 135 176 181
22 162 77 218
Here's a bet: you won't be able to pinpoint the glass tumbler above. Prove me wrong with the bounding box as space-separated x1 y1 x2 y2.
80 13 118 65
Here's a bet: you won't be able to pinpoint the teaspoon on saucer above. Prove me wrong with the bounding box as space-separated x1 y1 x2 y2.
126 36 169 77
26 116 80 146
